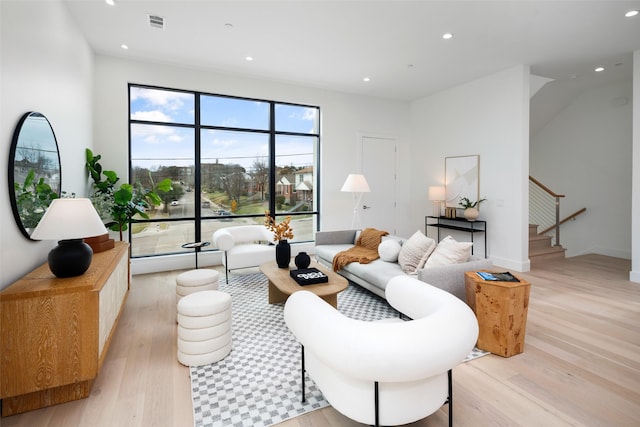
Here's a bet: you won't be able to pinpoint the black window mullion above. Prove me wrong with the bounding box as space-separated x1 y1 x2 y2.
268 102 276 217
127 83 133 243
194 93 202 243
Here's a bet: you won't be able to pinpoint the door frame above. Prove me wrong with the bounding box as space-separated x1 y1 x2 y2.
357 132 398 235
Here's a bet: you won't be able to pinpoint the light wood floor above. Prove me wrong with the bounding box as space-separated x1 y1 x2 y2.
2 255 639 427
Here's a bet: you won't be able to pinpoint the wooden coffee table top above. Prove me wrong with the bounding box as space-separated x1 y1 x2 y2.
260 259 348 299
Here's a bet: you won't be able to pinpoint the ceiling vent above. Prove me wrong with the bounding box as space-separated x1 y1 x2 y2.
148 14 165 29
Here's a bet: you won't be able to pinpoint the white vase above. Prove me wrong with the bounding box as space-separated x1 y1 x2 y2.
464 207 479 221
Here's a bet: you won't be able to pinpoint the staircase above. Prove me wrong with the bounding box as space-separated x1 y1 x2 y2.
529 224 566 266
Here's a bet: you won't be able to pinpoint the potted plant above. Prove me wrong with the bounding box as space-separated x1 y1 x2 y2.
264 211 294 268
458 197 486 221
86 149 172 240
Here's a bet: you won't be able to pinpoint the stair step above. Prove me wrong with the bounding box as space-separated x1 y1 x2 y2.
529 245 566 266
529 234 553 251
529 224 539 237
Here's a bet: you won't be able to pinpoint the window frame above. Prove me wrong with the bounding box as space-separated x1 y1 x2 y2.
128 83 321 258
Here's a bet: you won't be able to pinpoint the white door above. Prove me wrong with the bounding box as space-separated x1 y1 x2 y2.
360 136 397 234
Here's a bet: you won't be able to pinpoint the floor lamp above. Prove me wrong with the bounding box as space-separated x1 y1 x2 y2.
341 174 371 229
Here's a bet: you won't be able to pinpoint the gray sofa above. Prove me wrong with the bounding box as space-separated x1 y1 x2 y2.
315 229 492 302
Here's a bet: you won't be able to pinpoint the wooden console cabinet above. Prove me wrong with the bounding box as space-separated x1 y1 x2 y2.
0 241 129 416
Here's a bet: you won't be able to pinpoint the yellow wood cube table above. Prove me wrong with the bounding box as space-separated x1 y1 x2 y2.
464 271 530 357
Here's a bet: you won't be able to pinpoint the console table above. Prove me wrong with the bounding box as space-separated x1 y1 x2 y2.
425 216 487 257
0 241 129 416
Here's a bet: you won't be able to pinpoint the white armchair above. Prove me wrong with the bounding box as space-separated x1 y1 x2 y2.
212 225 275 283
283 275 479 427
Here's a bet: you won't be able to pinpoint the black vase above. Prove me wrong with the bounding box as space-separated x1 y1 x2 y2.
295 251 311 269
275 240 291 268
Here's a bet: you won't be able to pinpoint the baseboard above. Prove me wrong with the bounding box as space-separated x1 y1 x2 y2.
489 256 531 273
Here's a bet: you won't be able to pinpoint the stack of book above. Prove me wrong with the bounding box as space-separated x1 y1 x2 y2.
290 268 329 286
476 271 520 282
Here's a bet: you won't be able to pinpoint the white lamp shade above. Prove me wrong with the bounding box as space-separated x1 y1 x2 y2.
341 174 371 193
428 186 445 201
30 198 108 241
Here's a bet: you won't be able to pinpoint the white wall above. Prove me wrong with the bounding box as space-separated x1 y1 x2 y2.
92 56 412 273
409 65 531 271
632 50 640 282
0 0 94 289
531 80 633 259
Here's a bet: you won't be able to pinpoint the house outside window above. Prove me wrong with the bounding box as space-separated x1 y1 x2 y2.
129 84 320 258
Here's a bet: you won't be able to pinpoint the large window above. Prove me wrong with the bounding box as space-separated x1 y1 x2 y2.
129 84 320 258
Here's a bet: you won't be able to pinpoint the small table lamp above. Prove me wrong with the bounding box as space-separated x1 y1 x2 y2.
428 186 445 217
341 174 371 229
30 198 108 278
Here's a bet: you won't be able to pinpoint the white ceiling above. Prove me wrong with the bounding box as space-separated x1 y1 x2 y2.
64 0 640 102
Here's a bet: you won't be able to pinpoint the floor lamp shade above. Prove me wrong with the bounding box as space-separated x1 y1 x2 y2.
30 198 108 278
341 174 371 193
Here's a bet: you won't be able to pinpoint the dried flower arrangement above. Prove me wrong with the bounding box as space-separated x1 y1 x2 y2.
264 211 294 242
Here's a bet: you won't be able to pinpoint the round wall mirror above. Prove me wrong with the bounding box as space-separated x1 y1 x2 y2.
9 112 62 239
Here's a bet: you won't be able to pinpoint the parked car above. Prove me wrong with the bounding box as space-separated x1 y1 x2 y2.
216 209 232 221
171 199 179 206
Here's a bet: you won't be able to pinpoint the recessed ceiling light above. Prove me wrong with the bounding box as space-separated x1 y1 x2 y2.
363 77 371 82
245 56 254 61
595 67 604 72
442 33 453 40
105 0 115 5
121 44 129 50
625 10 639 17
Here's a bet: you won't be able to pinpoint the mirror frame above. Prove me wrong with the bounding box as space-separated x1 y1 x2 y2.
8 112 62 240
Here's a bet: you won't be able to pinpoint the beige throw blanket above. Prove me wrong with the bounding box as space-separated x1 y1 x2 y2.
332 228 389 272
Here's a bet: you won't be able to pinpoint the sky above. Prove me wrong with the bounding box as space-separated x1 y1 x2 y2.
130 86 318 171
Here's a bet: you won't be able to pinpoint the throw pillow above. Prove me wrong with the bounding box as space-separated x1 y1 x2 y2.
382 235 405 246
398 230 436 274
378 239 401 262
425 235 473 268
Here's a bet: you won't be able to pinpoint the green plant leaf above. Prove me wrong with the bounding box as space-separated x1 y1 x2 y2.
114 185 133 204
156 178 173 192
103 170 119 184
23 169 35 189
146 192 162 206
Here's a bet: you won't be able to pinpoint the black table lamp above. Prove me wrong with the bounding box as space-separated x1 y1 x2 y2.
30 198 108 278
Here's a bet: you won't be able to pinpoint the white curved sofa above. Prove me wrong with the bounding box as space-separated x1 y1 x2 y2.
212 225 274 283
284 275 479 426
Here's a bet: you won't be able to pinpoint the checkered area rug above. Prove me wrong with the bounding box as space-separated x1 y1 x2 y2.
189 272 488 427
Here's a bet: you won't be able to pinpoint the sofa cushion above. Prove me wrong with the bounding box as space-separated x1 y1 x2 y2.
398 230 436 274
342 258 404 290
378 239 401 262
425 235 473 268
315 244 354 265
